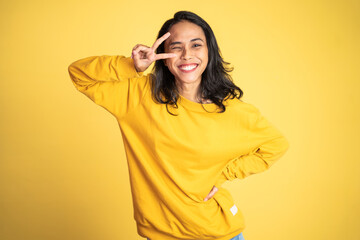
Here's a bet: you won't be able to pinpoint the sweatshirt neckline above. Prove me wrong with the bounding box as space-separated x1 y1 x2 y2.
178 94 219 113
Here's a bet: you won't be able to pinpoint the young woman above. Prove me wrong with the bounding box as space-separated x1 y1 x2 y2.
68 11 289 240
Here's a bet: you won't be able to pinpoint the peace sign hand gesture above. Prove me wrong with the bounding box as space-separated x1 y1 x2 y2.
131 32 176 73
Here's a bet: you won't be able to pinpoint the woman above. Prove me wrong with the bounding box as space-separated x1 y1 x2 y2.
68 11 289 240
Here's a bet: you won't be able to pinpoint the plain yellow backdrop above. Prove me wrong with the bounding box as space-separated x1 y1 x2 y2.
1 0 359 239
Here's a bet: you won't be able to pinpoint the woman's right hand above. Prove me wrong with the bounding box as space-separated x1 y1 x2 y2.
131 32 176 73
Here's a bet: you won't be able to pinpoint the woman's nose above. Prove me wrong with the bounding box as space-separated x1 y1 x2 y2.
181 47 193 60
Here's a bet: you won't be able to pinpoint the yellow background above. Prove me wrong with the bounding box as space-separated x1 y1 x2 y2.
1 0 359 239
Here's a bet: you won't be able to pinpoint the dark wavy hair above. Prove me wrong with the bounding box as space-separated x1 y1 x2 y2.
150 11 243 115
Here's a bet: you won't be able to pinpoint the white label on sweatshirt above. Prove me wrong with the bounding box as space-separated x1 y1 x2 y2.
230 204 238 216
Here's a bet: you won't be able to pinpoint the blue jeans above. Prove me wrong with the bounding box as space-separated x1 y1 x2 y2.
230 232 245 240
147 232 244 240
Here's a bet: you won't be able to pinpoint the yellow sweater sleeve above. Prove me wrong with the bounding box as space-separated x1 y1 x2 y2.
215 105 290 187
68 55 146 118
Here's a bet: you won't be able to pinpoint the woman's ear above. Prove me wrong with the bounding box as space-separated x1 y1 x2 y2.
163 59 167 67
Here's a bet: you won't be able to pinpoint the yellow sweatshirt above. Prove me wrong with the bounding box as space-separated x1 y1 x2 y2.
68 55 289 240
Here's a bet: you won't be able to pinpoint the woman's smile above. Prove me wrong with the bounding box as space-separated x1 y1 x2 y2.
178 63 199 72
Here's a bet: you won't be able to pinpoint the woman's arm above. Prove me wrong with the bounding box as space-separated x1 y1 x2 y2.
68 55 146 118
215 106 290 187
68 33 175 118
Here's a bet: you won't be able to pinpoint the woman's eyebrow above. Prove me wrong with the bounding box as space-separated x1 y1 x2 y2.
169 38 204 46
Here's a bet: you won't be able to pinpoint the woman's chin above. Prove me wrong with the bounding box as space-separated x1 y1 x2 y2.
175 77 202 85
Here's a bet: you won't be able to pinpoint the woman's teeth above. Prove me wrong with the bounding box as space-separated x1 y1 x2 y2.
179 64 198 71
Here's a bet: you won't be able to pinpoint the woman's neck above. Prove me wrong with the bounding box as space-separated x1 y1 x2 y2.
176 80 202 103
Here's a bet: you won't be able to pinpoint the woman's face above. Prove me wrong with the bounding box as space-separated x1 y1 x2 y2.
164 21 209 87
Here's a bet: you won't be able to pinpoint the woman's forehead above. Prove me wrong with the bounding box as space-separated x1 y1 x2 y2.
167 21 206 43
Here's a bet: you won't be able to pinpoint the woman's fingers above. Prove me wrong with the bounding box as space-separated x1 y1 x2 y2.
204 186 218 201
131 32 173 71
155 53 176 60
132 45 150 56
152 32 171 51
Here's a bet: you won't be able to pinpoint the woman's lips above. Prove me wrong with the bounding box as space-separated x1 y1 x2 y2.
178 64 198 73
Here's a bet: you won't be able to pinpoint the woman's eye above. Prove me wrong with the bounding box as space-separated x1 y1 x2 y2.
193 44 202 47
171 47 181 50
